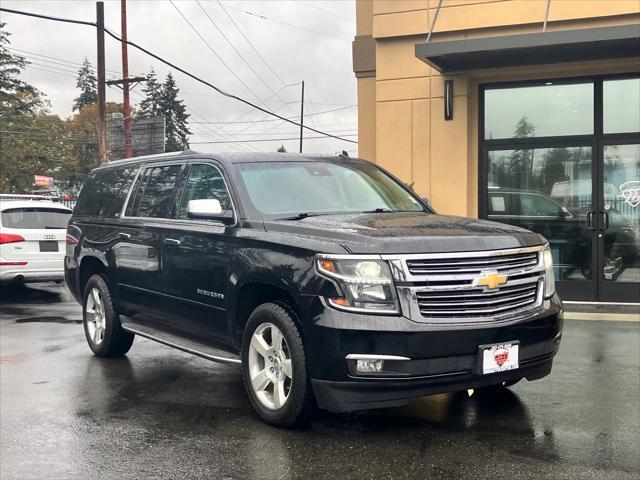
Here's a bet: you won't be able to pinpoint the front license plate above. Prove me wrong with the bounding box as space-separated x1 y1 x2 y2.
39 241 59 252
480 342 519 374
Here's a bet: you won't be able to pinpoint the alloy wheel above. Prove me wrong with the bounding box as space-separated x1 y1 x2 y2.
248 322 293 410
85 287 106 345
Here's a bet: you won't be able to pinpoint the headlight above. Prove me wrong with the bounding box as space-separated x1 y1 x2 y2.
542 245 556 298
316 257 400 314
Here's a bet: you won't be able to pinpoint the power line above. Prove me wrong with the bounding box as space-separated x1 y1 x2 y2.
168 0 267 107
297 2 356 23
215 0 287 87
196 0 285 102
0 6 357 144
222 5 352 43
190 105 356 124
8 47 122 76
191 134 358 145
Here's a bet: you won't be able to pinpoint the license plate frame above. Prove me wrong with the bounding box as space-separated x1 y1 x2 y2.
479 341 519 375
39 241 59 252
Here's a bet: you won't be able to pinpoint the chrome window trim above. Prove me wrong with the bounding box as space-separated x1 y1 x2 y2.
120 161 238 228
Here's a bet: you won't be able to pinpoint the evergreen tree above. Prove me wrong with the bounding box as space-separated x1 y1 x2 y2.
0 22 40 116
72 58 97 112
138 68 162 117
508 116 536 190
159 72 190 152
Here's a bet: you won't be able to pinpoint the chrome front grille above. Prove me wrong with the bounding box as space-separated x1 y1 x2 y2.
406 251 539 276
415 282 539 317
384 246 545 323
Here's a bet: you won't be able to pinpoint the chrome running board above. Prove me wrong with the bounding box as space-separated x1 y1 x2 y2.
121 319 241 365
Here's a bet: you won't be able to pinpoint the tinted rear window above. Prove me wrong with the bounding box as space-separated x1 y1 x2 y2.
136 164 183 218
74 166 138 218
1 208 71 229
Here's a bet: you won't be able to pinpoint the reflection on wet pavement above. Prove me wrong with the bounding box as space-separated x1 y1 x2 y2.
1 284 638 479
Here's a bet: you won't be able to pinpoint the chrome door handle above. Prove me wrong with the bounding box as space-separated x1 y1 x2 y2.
164 238 181 247
586 211 596 230
118 232 131 239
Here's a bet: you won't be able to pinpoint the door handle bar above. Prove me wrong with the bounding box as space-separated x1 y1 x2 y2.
599 211 609 231
586 211 596 230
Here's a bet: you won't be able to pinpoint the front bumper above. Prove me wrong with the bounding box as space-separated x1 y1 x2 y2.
305 295 563 412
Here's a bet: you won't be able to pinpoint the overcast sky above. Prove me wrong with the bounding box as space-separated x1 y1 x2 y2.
2 0 358 155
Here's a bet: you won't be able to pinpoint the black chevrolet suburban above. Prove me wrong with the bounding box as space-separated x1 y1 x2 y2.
65 152 563 427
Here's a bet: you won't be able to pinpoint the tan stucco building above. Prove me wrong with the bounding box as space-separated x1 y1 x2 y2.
353 1 640 303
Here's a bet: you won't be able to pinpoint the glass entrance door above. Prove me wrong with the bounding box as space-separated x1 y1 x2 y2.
598 142 640 302
480 75 640 303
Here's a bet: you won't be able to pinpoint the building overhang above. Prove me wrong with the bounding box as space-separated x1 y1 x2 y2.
415 25 640 73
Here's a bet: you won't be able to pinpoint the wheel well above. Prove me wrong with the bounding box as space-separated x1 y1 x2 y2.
235 283 298 342
79 257 107 296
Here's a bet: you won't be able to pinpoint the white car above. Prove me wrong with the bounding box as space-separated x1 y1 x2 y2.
0 199 72 284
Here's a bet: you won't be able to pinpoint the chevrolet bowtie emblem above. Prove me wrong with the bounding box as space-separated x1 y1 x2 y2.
473 271 508 290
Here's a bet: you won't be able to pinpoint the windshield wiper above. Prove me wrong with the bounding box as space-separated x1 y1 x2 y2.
363 207 393 213
275 212 324 221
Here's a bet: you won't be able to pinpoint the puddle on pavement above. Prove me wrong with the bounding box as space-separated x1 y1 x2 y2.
15 316 82 324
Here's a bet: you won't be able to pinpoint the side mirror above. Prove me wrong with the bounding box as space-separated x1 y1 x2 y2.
187 199 233 223
561 206 573 219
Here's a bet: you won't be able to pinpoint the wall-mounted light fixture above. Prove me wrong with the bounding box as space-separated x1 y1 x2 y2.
444 79 453 120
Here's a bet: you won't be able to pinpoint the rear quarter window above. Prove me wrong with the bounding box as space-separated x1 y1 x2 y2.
1 208 71 229
74 166 138 218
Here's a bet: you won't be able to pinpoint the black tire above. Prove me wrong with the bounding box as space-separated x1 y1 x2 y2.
241 302 315 428
82 274 134 357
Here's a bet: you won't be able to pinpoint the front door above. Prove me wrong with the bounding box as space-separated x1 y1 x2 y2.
597 141 640 302
162 162 236 346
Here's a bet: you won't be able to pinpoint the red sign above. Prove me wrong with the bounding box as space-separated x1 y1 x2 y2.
33 175 54 188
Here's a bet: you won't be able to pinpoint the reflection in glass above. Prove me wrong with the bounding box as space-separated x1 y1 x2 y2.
602 144 640 283
487 147 593 281
604 78 640 134
484 82 594 139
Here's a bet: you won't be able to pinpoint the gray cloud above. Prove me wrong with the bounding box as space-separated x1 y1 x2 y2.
2 0 358 155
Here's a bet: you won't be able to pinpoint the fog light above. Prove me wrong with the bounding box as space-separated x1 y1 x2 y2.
356 359 384 373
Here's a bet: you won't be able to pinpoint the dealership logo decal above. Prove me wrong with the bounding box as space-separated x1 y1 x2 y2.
620 181 640 208
494 349 509 367
472 271 508 290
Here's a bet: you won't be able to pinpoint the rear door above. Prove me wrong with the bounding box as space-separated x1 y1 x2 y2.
161 161 237 345
0 205 71 267
114 162 185 322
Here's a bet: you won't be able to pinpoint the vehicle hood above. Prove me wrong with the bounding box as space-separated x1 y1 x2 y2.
263 212 545 254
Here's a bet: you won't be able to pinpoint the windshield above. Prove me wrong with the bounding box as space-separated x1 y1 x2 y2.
236 161 424 217
1 207 71 229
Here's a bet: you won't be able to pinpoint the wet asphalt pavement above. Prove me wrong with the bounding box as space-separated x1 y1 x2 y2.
0 284 639 480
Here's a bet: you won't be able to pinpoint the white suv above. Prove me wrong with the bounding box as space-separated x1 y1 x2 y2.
0 198 71 284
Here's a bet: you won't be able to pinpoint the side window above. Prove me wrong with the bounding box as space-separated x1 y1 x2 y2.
124 167 149 217
178 164 231 219
137 164 183 218
520 194 561 217
75 166 137 217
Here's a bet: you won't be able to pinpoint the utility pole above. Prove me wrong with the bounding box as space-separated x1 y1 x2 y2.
121 0 132 158
96 1 107 164
299 80 304 154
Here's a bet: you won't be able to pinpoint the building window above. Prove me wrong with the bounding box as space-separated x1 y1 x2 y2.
484 82 594 139
604 78 640 134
